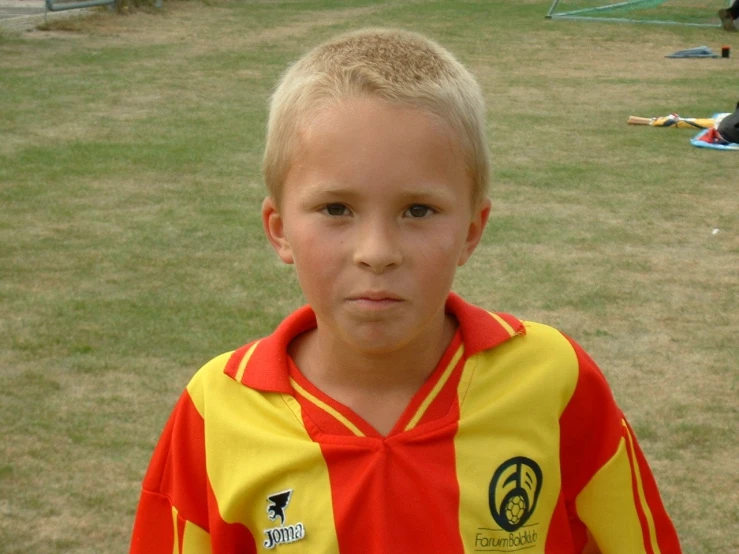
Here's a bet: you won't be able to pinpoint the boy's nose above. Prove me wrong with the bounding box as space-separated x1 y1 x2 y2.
352 219 403 273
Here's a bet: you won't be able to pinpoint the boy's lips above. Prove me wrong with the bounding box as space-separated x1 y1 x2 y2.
346 291 404 309
347 291 403 302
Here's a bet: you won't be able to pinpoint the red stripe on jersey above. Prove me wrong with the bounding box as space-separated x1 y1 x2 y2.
317 413 464 553
177 515 186 554
564 510 589 553
157 392 210 529
289 332 467 551
131 392 209 552
543 493 577 552
289 330 465 438
559 338 624 498
132 391 260 554
289 363 378 437
555 337 623 552
130 490 175 554
398 333 464 430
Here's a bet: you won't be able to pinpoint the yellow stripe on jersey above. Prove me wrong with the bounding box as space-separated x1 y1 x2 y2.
404 344 464 432
290 377 366 437
171 506 179 554
454 322 579 552
182 521 212 554
171 494 212 553
576 438 646 552
623 420 661 554
234 341 261 383
188 361 341 551
488 312 517 337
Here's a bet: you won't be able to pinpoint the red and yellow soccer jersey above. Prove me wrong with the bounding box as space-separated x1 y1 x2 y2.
130 293 681 554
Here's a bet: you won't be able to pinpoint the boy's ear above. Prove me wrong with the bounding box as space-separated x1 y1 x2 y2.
457 197 492 267
261 197 295 265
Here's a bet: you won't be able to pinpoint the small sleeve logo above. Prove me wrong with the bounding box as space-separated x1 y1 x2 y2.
488 456 543 532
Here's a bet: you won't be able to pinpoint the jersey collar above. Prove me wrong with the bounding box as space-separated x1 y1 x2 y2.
225 293 525 393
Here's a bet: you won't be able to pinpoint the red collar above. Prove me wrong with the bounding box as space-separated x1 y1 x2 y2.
224 293 525 393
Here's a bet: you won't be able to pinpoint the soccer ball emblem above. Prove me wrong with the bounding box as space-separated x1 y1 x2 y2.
504 493 528 527
489 456 542 532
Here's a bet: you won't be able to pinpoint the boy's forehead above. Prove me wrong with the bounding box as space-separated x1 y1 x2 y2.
283 96 474 205
296 96 461 154
280 98 475 208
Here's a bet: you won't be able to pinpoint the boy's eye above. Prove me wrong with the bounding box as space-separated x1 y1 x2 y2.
323 203 349 216
405 204 434 218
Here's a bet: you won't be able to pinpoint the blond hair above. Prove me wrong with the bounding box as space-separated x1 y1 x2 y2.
262 28 490 208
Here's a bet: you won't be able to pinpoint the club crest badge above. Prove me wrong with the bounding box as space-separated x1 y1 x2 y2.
263 489 306 549
473 456 542 551
488 456 542 532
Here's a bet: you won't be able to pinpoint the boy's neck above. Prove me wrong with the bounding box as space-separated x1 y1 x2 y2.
289 313 458 436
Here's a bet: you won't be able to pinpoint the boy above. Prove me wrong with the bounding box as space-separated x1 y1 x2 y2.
130 28 682 553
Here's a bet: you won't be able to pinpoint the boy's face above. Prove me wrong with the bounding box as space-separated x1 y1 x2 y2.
263 96 490 356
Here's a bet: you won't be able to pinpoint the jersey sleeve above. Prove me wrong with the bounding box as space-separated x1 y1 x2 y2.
130 391 213 554
559 338 682 554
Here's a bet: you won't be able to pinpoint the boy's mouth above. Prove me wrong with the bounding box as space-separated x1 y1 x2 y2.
348 291 403 302
346 291 404 309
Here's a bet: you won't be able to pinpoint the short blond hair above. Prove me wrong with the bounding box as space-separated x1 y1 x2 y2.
262 28 490 208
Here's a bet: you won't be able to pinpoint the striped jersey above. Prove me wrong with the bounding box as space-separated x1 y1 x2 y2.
130 293 681 553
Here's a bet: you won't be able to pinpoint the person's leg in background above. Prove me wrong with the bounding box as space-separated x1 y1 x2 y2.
718 0 739 31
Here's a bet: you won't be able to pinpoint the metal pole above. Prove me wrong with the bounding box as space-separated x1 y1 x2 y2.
546 0 562 18
45 0 115 12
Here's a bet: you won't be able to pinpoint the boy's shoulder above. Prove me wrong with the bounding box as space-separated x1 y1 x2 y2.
185 340 280 417
192 349 237 381
518 319 580 354
445 294 584 363
187 304 318 396
185 350 240 406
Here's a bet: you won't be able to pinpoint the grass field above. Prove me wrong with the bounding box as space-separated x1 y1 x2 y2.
1 1 737 552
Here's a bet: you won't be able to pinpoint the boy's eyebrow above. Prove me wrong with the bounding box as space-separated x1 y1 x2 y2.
299 184 459 204
299 185 359 200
